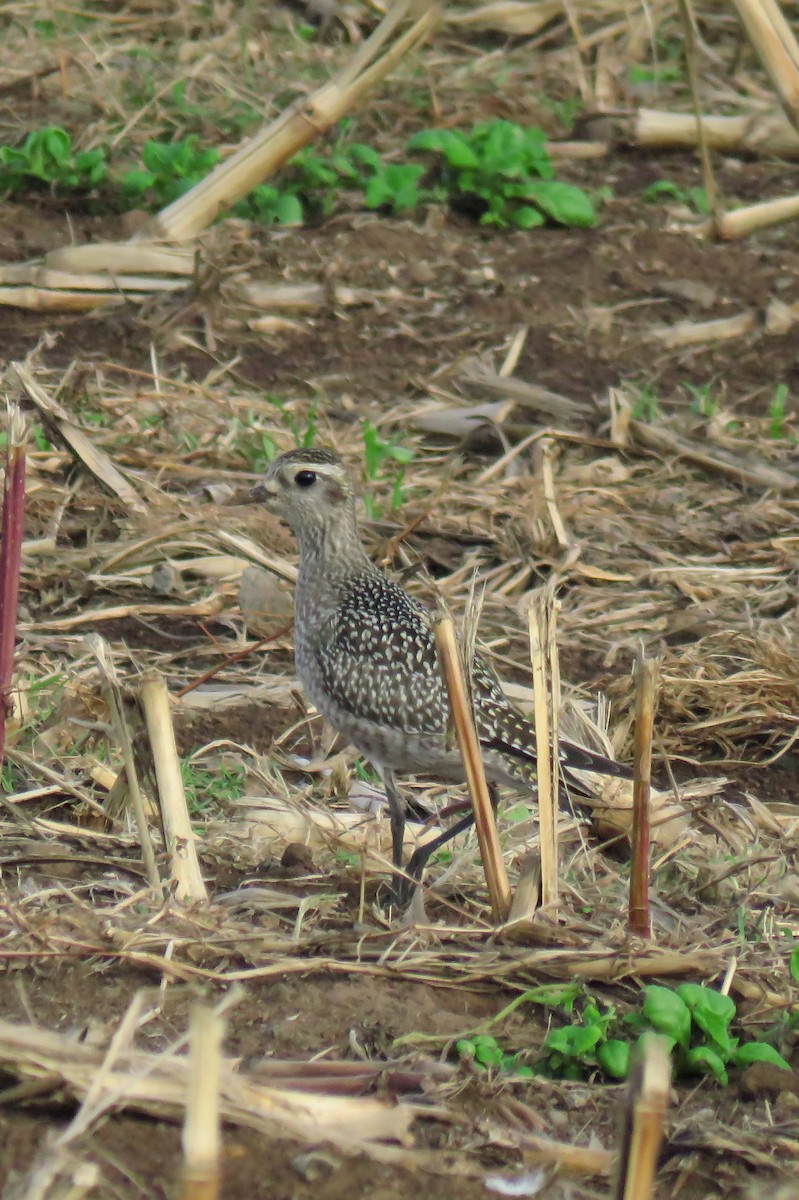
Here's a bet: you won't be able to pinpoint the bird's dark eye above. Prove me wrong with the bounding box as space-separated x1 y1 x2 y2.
294 470 317 488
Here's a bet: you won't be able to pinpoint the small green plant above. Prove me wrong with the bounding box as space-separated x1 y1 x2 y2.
361 422 414 517
643 179 710 215
364 162 427 214
686 382 718 418
540 999 623 1080
629 37 684 86
540 983 791 1086
121 137 221 208
631 384 660 421
8 424 54 454
166 80 261 140
537 93 584 133
237 184 304 226
457 1033 534 1077
181 761 246 816
0 127 107 195
408 120 596 229
768 383 789 439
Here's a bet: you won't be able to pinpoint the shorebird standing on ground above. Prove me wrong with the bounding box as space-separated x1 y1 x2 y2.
252 448 631 899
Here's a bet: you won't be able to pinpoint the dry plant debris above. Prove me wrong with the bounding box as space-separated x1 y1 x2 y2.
0 2 798 1198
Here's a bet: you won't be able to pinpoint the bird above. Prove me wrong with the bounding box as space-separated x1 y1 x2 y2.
251 447 632 900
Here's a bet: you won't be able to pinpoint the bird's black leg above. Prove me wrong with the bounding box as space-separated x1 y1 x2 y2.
379 767 407 878
401 783 500 903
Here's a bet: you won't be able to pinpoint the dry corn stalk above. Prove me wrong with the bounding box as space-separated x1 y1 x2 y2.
731 0 799 132
633 107 799 158
435 614 511 922
140 672 208 904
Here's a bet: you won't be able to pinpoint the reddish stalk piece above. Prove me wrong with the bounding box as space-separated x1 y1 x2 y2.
0 407 27 782
629 652 660 938
176 623 293 699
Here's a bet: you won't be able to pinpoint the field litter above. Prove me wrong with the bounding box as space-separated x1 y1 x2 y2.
1 0 799 1196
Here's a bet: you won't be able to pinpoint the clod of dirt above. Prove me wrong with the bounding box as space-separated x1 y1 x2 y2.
738 1061 799 1099
238 566 295 636
281 842 316 873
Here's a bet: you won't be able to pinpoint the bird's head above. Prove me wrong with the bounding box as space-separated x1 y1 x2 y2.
251 448 356 544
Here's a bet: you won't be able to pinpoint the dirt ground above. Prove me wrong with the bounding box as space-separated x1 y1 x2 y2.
1 4 799 1200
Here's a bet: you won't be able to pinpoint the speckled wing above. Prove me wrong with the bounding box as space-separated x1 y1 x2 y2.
471 652 633 783
315 572 451 734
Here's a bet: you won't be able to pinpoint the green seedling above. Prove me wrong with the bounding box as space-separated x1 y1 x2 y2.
538 982 791 1086
768 383 789 439
181 762 245 817
536 93 584 133
121 136 221 207
457 1033 534 1077
629 38 684 86
0 127 107 194
237 185 304 226
165 81 261 140
364 162 427 214
686 382 717 418
361 422 414 518
631 384 660 421
408 119 596 229
643 179 710 215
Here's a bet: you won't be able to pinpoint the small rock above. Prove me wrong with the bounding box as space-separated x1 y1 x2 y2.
291 1151 339 1181
408 261 434 286
238 566 294 635
150 563 181 596
281 842 316 873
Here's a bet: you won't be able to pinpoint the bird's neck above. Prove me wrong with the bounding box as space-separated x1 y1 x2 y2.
294 508 374 589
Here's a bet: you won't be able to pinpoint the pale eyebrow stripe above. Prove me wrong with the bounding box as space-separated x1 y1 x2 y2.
291 462 342 478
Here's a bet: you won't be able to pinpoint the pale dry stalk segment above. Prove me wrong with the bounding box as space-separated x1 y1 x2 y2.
614 1036 672 1200
528 590 559 915
0 404 27 778
140 671 208 904
629 652 661 939
730 0 799 132
434 614 511 922
182 1006 225 1200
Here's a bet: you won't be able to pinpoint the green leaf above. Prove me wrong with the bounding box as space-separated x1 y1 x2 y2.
596 1039 631 1080
733 1043 791 1071
676 984 736 1048
642 986 691 1050
512 204 545 229
543 1024 603 1058
274 193 304 226
121 170 156 198
643 179 683 203
347 143 382 173
408 129 453 154
142 140 177 173
521 180 596 228
470 1035 504 1066
410 128 479 169
43 127 71 164
685 1045 729 1086
364 175 393 209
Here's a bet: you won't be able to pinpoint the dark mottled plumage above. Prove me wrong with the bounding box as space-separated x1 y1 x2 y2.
252 448 631 891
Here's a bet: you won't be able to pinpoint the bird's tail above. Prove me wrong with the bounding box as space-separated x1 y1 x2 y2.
481 703 633 788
